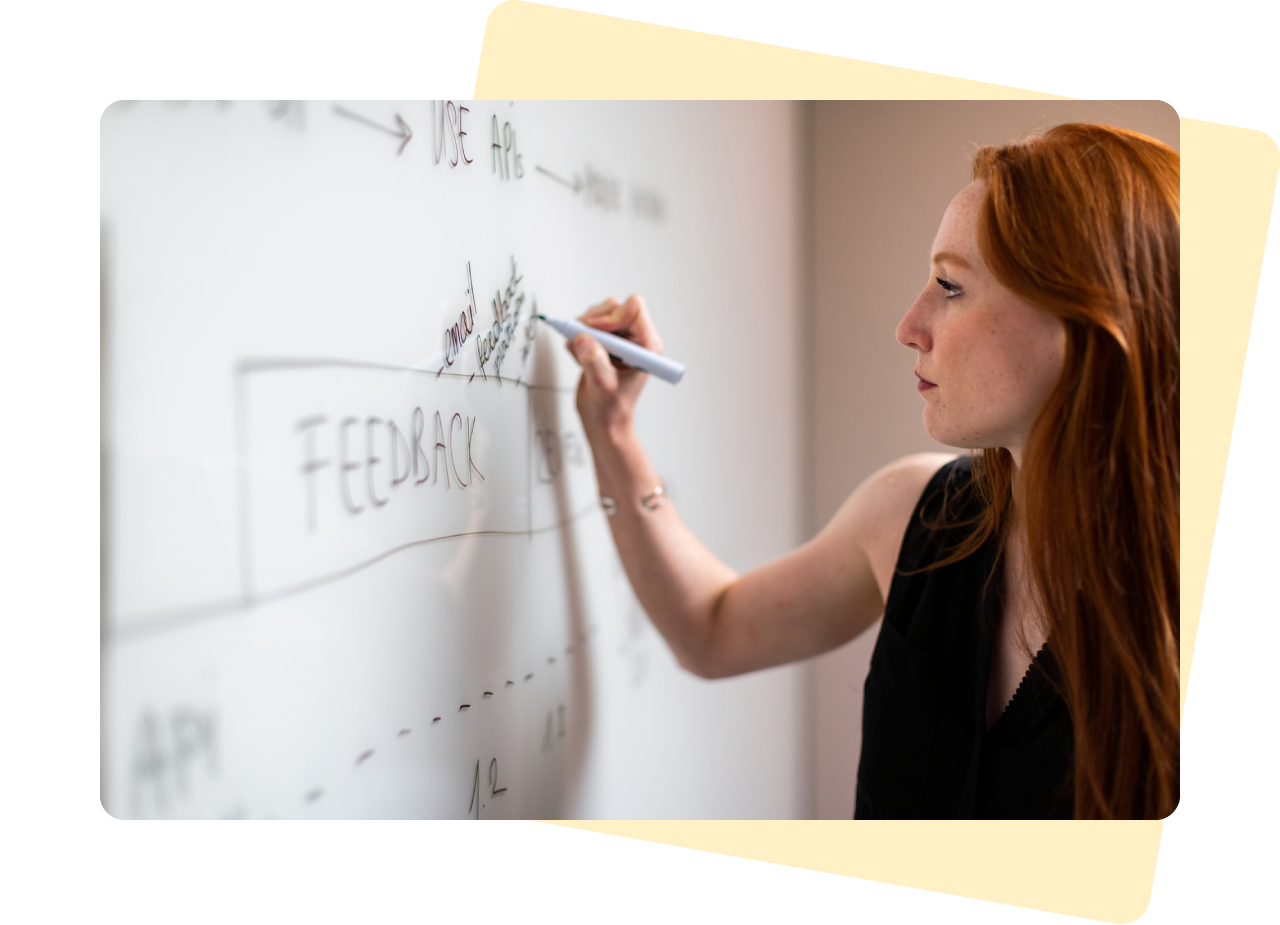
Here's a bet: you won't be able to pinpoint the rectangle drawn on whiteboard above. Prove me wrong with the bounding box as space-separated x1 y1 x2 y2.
237 359 536 604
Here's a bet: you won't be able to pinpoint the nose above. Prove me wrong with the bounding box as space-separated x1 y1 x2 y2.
896 286 931 352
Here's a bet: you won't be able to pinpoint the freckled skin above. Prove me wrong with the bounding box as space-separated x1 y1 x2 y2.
896 181 1066 456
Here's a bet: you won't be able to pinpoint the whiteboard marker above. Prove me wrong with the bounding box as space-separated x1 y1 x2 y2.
537 314 686 384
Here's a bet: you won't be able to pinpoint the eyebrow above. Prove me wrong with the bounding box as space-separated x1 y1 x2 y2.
931 251 973 271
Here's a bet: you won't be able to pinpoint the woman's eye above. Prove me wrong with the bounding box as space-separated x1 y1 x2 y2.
935 277 961 298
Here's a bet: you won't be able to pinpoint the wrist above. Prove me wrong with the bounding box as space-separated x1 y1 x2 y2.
585 407 636 449
600 478 667 518
587 428 661 501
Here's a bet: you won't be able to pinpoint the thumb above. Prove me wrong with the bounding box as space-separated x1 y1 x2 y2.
572 333 618 392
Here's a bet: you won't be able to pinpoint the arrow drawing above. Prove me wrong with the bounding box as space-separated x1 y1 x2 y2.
332 105 413 155
535 164 583 193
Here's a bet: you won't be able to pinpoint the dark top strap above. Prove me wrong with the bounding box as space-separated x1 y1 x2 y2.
853 457 1073 819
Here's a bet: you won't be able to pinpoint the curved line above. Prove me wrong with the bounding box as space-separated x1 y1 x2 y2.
105 501 601 646
235 356 573 394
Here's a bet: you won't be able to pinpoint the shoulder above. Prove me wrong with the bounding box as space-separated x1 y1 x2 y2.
858 452 961 505
845 452 962 541
844 452 962 603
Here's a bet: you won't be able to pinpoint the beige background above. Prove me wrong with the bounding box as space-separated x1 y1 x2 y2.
479 5 1277 918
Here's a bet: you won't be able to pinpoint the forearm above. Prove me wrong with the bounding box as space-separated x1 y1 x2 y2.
567 295 906 680
567 294 760 676
590 426 737 677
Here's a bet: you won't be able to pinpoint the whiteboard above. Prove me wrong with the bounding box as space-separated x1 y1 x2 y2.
101 100 810 819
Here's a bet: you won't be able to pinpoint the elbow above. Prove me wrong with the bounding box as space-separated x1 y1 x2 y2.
676 646 746 680
673 586 735 680
674 646 724 680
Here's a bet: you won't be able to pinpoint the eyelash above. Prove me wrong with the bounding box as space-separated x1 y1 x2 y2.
935 277 961 299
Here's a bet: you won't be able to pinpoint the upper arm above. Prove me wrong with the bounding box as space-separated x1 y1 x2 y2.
847 452 959 604
696 452 957 678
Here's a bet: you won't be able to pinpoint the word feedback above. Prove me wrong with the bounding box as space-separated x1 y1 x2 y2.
296 407 484 532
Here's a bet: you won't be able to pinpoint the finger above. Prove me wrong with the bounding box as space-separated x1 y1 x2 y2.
578 294 663 354
578 297 633 335
612 294 663 354
570 333 618 392
580 298 621 324
565 334 621 369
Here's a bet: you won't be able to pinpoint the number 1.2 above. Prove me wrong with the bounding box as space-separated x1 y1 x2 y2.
468 757 508 819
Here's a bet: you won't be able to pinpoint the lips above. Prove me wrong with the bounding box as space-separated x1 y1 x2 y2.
915 371 937 388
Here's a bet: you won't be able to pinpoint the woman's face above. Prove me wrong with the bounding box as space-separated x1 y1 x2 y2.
895 180 1066 460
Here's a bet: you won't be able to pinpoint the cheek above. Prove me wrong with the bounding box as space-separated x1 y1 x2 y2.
939 317 1007 395
985 325 1065 426
937 319 1056 431
923 324 998 439
1015 319 1067 402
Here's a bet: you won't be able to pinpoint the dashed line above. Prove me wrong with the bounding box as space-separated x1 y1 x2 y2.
308 634 596 809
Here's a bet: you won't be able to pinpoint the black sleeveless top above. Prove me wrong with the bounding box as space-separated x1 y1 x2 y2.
853 457 1074 819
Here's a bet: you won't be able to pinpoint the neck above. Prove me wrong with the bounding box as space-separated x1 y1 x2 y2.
1007 447 1025 523
999 452 1048 654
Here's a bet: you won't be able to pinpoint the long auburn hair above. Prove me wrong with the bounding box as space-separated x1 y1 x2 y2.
929 123 1180 818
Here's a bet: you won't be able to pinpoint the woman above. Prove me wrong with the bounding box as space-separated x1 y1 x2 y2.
566 123 1179 820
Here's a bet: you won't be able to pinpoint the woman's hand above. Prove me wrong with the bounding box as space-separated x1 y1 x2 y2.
567 295 663 445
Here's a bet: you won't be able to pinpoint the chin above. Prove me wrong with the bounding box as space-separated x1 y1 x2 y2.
926 414 1003 452
922 416 987 452
921 413 954 447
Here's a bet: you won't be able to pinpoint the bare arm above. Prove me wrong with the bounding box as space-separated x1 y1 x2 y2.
570 295 954 679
